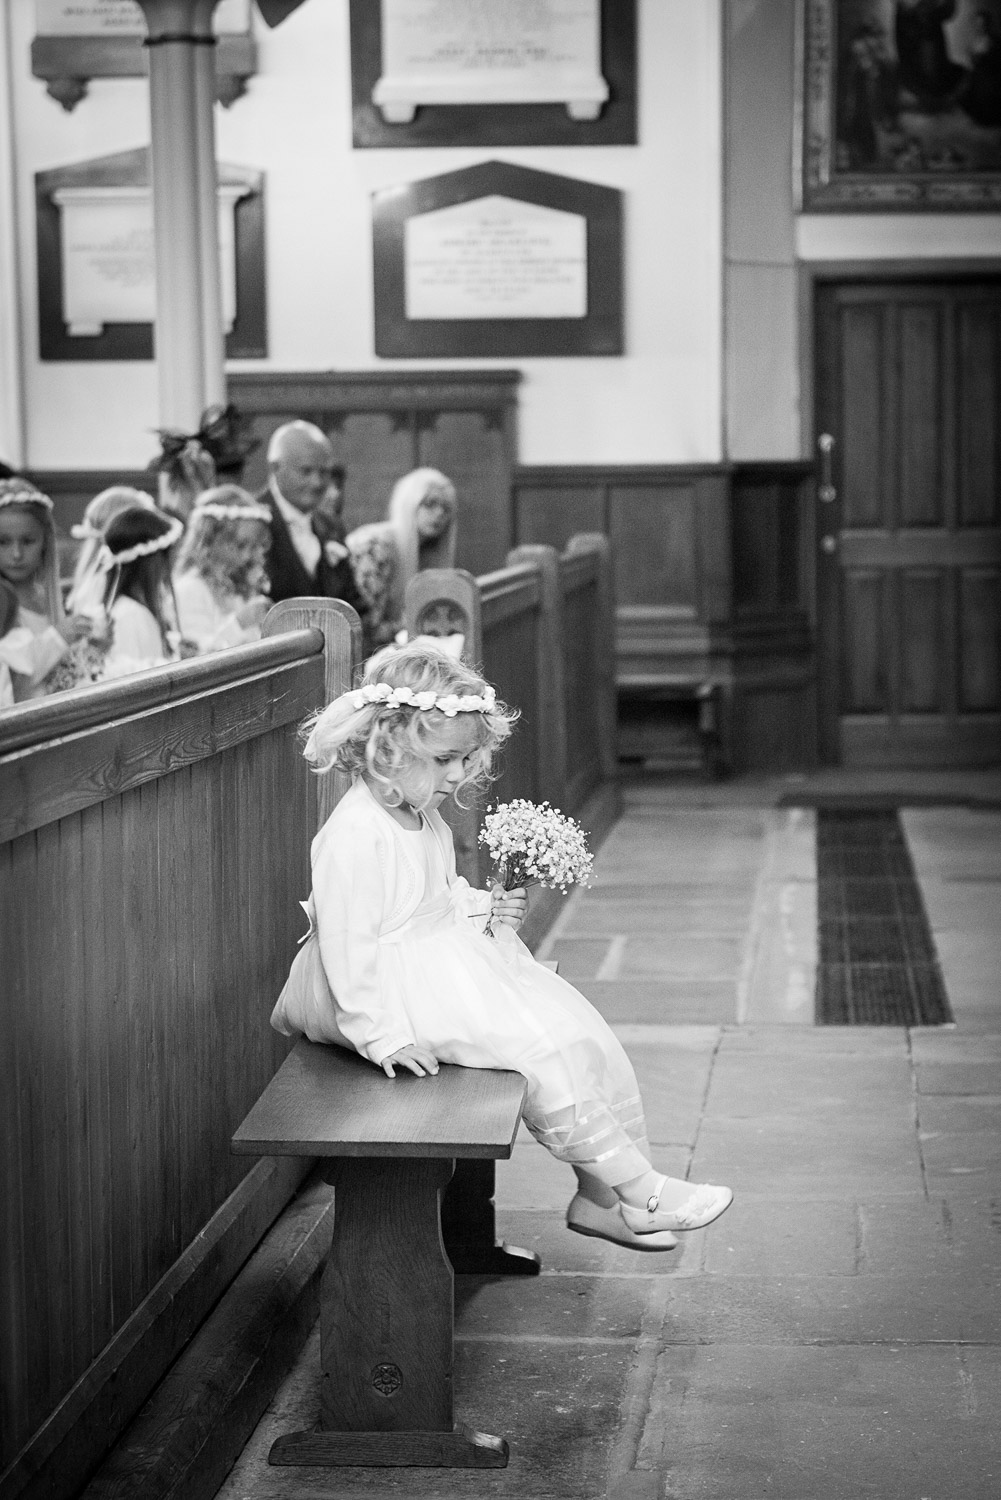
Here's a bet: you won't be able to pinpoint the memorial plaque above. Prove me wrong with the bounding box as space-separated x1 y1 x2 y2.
406 197 586 321
35 0 249 35
52 184 245 336
36 148 267 360
373 159 621 358
373 0 607 122
349 0 636 149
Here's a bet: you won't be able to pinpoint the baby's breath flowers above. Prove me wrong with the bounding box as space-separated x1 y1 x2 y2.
479 800 594 935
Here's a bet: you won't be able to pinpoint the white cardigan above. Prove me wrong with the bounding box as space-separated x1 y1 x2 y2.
271 778 490 1066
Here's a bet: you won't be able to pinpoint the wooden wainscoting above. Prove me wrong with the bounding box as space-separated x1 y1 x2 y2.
513 463 816 774
229 369 520 583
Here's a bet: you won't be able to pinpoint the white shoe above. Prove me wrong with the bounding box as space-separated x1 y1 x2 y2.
619 1180 733 1234
566 1193 678 1252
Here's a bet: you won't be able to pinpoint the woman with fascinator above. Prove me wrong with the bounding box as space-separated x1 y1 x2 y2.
173 485 272 653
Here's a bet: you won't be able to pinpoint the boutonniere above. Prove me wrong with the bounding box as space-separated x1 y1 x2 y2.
323 539 349 565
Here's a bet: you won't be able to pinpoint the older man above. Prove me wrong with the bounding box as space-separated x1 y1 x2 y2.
258 420 363 610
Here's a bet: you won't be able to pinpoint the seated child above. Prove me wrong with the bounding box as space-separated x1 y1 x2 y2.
272 643 733 1251
173 485 272 653
68 485 157 617
98 506 184 678
0 478 92 700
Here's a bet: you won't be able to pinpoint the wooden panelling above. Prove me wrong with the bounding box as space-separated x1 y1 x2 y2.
960 569 1001 711
0 634 326 1491
612 487 698 612
841 305 885 529
514 463 816 774
900 570 946 713
514 485 606 550
957 302 1001 528
899 303 945 529
561 566 602 811
841 569 887 714
228 370 520 580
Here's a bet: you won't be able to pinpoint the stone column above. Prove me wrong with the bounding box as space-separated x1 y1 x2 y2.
136 0 223 431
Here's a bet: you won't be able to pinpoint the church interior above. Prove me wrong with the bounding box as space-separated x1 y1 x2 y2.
2 3 1000 1497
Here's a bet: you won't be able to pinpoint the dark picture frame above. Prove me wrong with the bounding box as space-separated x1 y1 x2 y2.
349 0 637 148
36 148 267 361
801 0 1001 210
372 159 623 359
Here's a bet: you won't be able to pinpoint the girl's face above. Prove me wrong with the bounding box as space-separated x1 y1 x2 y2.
214 520 269 582
405 712 482 809
0 508 47 586
416 492 451 541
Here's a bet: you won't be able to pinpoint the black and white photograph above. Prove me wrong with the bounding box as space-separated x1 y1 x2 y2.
1 3 999 1499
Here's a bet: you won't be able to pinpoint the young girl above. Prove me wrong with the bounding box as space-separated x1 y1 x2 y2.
272 643 732 1252
0 478 91 700
67 485 157 617
99 506 184 678
172 485 272 653
385 468 457 625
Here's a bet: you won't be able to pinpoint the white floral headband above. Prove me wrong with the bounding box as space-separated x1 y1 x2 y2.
98 516 184 571
70 519 102 540
0 483 53 512
347 681 496 717
193 501 272 524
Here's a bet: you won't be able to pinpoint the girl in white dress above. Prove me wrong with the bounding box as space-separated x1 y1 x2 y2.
272 643 732 1251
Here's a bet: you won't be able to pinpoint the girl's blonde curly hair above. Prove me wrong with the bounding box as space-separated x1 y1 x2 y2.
303 642 517 811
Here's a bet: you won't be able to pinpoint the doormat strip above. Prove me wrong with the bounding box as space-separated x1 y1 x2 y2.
815 809 953 1026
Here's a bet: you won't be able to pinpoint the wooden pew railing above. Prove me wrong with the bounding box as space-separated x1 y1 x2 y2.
0 533 617 1499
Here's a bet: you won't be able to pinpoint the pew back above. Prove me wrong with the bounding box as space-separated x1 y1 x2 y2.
0 624 348 1499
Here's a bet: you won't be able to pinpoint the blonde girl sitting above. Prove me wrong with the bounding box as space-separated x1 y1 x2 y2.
272 642 732 1252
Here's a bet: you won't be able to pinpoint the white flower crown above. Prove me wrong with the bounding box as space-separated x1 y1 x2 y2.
193 501 272 524
98 515 184 571
0 484 53 512
70 520 102 540
347 681 496 717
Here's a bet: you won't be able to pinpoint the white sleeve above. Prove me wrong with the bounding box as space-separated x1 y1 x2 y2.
311 826 417 1067
0 623 67 684
175 574 247 652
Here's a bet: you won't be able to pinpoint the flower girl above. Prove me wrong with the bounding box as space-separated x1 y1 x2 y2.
272 643 732 1251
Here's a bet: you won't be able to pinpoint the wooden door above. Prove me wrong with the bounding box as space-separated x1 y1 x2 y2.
815 277 1001 767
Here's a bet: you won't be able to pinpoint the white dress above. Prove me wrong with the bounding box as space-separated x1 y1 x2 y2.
272 779 651 1186
173 572 263 653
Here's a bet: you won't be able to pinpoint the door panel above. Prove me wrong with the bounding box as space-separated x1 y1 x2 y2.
816 277 1001 767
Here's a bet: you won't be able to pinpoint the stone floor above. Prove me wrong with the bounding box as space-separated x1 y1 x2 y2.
214 772 1001 1500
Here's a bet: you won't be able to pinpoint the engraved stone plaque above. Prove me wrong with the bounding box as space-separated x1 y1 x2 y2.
35 0 249 34
405 196 586 321
52 184 247 336
373 0 608 122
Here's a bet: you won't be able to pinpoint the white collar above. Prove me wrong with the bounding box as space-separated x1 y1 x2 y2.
269 476 314 534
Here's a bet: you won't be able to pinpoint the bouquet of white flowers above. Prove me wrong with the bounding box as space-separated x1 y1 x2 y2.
478 800 594 935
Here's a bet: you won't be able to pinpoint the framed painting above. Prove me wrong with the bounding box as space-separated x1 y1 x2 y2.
801 0 1001 209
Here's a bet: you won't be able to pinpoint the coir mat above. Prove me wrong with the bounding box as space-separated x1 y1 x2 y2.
815 808 953 1026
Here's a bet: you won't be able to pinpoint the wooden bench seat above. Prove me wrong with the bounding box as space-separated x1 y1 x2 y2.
232 1038 536 1469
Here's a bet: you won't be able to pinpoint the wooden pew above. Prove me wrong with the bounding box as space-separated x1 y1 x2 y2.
232 1041 527 1469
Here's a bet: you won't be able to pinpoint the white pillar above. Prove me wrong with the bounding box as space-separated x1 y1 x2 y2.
136 0 223 432
0 2 26 466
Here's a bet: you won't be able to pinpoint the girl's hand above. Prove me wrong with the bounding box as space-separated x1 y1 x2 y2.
382 1044 439 1078
491 884 527 931
60 613 94 644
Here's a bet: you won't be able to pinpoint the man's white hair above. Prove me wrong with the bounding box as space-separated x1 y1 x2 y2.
267 420 331 465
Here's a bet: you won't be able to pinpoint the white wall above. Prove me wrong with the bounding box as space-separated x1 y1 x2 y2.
6 0 724 470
